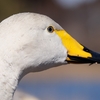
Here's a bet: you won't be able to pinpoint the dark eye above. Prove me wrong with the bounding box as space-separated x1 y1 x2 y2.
47 26 54 33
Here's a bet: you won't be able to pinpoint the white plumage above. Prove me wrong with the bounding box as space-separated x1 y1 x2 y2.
0 13 67 100
0 12 99 100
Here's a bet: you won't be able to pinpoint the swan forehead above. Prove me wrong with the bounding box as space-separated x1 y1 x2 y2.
1 13 62 31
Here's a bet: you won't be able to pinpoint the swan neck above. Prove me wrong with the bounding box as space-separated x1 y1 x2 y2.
0 61 21 100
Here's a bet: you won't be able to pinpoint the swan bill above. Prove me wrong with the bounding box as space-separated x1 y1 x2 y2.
55 30 100 64
67 46 100 64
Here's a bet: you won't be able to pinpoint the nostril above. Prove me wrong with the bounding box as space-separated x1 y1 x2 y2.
83 47 90 52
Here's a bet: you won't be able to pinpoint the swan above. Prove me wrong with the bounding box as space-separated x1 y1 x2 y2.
0 12 100 100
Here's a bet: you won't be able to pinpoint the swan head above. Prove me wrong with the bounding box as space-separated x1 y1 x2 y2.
0 13 100 73
1 13 100 100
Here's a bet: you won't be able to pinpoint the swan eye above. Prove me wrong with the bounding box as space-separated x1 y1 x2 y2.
47 26 54 33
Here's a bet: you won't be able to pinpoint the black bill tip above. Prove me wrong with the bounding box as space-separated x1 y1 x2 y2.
67 46 100 64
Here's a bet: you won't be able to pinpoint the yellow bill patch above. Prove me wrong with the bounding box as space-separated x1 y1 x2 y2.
55 30 92 59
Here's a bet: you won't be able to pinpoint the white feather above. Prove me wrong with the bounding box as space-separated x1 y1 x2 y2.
0 13 67 100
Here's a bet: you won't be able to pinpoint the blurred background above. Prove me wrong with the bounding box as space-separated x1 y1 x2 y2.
1 0 100 100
